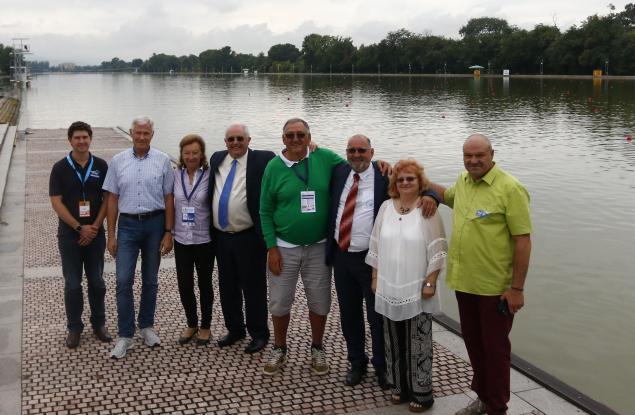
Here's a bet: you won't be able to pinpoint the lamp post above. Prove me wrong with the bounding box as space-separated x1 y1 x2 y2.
408 63 411 74
444 62 447 75
378 63 381 75
540 59 544 75
605 58 609 76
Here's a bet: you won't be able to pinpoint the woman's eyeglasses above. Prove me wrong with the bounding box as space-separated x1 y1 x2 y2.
397 176 417 183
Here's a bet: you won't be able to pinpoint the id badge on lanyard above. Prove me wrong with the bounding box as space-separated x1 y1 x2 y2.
67 154 94 219
292 160 316 213
79 201 91 217
182 206 196 226
300 191 316 213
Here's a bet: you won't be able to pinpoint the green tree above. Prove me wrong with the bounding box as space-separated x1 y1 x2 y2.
0 44 11 75
459 17 515 72
199 46 237 72
268 43 301 63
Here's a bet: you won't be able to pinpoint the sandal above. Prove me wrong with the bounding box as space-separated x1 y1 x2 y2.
196 328 211 345
390 393 403 405
178 327 198 344
408 400 434 413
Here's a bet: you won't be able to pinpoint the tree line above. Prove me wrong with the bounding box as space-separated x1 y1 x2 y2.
5 4 635 76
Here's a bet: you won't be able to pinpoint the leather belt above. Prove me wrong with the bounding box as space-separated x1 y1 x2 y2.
120 210 165 221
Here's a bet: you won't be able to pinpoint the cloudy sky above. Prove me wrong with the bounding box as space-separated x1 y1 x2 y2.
0 0 629 64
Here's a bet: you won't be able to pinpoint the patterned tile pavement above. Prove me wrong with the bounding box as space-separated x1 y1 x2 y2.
22 271 473 415
21 128 477 414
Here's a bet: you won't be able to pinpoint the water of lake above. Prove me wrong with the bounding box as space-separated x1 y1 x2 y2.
18 73 635 414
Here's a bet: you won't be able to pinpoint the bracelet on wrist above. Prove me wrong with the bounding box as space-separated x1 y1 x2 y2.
511 286 524 292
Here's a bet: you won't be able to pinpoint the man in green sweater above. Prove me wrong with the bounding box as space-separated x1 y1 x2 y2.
260 118 346 376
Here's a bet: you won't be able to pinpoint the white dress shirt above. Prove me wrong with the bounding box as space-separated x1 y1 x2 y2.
334 165 375 252
212 152 253 232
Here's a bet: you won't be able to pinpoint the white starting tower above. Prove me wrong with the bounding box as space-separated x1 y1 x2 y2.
10 38 32 86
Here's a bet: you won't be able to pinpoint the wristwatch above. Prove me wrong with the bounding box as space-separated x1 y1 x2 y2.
424 282 436 288
75 224 82 233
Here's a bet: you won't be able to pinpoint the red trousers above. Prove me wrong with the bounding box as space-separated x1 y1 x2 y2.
456 291 514 415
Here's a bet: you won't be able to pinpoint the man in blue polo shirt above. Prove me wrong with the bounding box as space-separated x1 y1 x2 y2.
49 121 111 348
103 116 175 359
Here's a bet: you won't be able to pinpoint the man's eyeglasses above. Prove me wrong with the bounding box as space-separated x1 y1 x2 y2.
284 131 307 140
226 136 245 143
346 147 369 154
397 176 417 183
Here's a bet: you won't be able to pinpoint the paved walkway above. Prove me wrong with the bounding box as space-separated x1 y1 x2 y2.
0 128 589 414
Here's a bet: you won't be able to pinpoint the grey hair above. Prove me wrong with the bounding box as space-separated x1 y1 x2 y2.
283 118 310 133
225 123 250 137
130 116 154 130
349 134 371 146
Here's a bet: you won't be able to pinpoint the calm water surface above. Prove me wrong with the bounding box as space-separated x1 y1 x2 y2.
19 73 635 414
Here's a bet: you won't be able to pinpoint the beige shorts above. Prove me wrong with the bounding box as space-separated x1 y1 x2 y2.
268 243 332 316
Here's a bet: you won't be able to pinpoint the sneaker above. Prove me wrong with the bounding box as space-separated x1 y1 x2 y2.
455 399 486 415
311 345 329 375
110 337 134 359
263 346 287 375
139 327 161 347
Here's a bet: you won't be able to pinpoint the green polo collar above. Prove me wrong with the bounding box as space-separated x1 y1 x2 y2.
466 162 499 185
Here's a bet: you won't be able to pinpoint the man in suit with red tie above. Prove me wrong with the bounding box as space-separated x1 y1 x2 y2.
326 134 439 389
209 123 275 354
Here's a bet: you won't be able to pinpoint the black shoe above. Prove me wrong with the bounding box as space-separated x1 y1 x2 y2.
345 366 367 386
377 371 390 390
93 326 113 343
244 337 268 354
66 331 81 348
217 332 246 347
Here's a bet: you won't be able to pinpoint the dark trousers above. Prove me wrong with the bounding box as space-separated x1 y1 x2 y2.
456 291 514 415
214 228 269 340
58 233 106 332
333 248 385 371
174 240 214 329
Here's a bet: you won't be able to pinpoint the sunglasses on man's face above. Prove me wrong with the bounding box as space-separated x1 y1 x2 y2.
284 131 307 140
226 136 245 143
346 147 369 154
397 176 417 183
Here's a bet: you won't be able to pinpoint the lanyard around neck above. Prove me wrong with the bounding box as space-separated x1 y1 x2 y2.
291 158 310 189
66 153 94 200
181 169 204 203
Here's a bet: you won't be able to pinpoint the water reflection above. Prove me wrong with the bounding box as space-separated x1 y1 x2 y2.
17 73 635 413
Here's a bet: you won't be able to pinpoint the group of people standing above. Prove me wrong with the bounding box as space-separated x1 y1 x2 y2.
49 116 531 415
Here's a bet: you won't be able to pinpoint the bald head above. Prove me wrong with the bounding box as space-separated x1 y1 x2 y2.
463 133 495 180
464 133 492 151
346 134 374 173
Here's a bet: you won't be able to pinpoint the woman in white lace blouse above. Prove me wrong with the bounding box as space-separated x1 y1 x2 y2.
366 159 447 413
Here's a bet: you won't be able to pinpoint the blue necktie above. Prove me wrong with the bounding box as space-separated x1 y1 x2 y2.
218 159 237 229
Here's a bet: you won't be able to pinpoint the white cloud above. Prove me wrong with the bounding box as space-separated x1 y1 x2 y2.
0 0 629 64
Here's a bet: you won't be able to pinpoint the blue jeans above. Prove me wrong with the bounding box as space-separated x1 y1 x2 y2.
58 233 106 332
115 213 164 337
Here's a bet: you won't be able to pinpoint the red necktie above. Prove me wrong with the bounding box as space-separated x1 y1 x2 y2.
338 173 360 251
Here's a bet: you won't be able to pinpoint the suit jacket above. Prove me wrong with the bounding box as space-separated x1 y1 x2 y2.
208 148 276 238
325 161 389 266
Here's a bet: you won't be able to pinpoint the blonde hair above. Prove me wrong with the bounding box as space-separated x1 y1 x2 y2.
388 159 430 198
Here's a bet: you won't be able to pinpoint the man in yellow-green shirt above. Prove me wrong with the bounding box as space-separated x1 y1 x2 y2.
431 134 532 415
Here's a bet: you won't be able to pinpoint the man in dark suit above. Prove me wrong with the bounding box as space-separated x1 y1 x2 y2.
327 134 439 388
326 134 390 388
208 123 275 354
